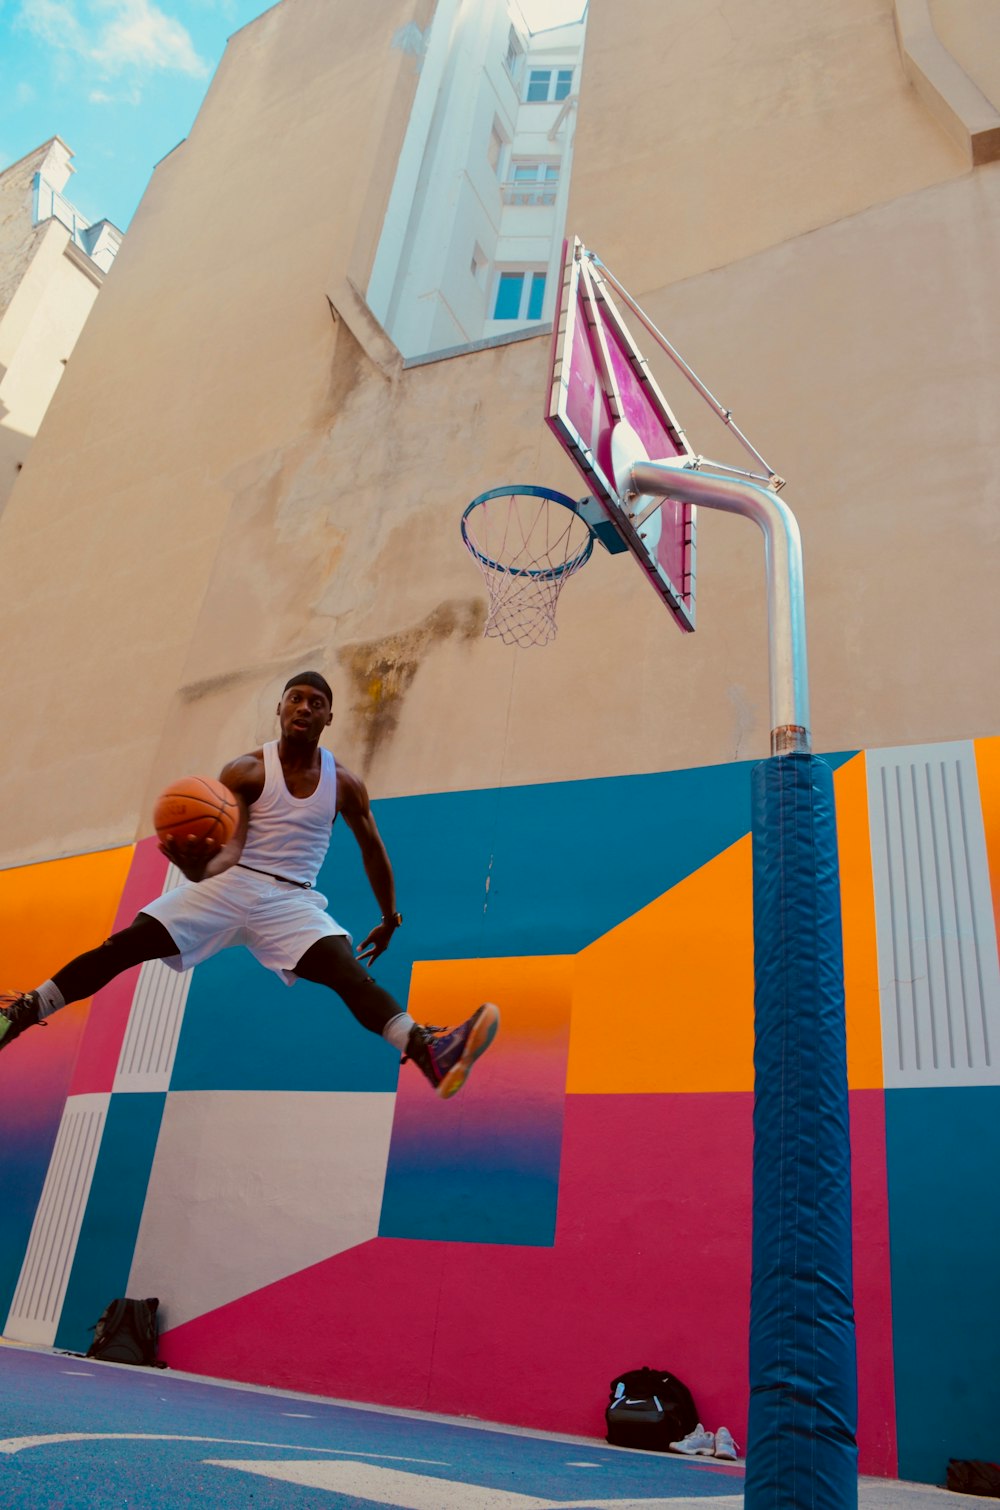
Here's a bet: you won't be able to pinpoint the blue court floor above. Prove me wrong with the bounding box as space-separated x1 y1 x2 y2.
0 1343 973 1508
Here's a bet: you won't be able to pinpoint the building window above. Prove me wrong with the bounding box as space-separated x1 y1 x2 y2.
504 26 524 84
504 160 560 205
493 270 546 321
525 67 573 103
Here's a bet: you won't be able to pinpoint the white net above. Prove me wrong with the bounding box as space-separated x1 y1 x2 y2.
461 488 594 648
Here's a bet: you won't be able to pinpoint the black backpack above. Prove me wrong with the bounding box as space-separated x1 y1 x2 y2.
606 1366 698 1451
946 1460 1000 1498
86 1297 165 1367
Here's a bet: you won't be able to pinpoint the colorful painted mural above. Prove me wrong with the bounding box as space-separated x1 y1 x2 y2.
1 738 997 1488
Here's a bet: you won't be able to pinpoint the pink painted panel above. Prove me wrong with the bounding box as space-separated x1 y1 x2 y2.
158 1089 896 1475
159 1095 754 1440
161 1236 445 1407
69 836 171 1095
849 1089 898 1477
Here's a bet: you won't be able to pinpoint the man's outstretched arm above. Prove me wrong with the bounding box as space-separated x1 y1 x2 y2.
337 765 399 965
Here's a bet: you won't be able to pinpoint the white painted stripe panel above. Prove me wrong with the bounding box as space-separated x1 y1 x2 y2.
4 1093 109 1345
113 860 189 1092
113 962 191 1091
867 741 1000 1087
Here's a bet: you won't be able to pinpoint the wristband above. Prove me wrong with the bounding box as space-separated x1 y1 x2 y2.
383 912 403 928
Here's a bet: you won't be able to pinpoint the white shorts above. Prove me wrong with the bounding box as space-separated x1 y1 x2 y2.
140 866 350 986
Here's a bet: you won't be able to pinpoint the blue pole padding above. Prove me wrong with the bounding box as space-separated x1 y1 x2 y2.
745 754 858 1510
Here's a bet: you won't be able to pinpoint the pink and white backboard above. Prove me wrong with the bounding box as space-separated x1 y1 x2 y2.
545 238 696 632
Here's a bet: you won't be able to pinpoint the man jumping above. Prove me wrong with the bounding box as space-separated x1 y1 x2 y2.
0 671 499 1098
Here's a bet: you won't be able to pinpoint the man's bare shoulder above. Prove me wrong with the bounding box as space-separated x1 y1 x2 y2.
220 749 266 804
335 761 369 818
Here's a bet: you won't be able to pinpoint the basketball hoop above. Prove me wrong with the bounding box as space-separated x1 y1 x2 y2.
461 485 594 648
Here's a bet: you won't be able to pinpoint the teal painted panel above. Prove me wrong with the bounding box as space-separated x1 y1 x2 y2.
365 752 860 962
55 1093 165 1353
169 753 857 1093
172 944 401 1092
887 1087 1000 1485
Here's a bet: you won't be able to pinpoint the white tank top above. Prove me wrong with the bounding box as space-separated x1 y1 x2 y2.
238 741 338 886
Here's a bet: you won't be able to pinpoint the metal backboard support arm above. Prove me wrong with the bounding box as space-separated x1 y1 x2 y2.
627 460 811 756
587 253 783 487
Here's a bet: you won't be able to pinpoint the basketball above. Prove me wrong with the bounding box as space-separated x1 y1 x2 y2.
153 776 238 853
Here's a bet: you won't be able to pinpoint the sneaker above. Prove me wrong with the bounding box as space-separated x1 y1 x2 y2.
669 1424 716 1456
714 1426 739 1460
403 1003 499 1099
0 991 42 1054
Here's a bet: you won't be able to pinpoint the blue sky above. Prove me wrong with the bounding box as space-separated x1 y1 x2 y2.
0 0 585 232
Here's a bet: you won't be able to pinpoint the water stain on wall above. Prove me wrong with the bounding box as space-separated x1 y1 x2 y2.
339 599 486 769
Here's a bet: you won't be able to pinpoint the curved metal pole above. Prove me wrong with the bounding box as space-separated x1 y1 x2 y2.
629 461 811 755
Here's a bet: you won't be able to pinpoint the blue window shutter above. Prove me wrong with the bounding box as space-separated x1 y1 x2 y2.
495 272 524 319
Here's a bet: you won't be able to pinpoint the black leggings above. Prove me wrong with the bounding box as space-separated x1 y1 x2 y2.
52 915 404 1039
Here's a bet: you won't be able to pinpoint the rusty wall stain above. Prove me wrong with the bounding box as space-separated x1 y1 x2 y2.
338 599 486 769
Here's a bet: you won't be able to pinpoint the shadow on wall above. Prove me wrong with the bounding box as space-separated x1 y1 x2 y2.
0 409 32 520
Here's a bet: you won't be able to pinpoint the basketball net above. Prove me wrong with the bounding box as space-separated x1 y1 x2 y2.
461 488 594 648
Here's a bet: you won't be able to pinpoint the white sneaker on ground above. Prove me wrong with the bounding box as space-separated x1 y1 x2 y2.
669 1423 716 1456
714 1425 739 1459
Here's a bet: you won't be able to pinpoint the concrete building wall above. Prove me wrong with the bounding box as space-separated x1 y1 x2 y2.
0 0 993 869
0 0 998 1486
929 0 1000 122
0 140 119 517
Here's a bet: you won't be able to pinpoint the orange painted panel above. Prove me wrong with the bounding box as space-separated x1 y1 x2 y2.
407 955 573 1049
974 736 1000 946
567 753 884 1095
567 835 756 1094
835 754 884 1089
0 847 133 988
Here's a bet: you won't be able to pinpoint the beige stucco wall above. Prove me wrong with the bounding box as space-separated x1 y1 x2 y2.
929 0 1000 116
1 230 100 427
572 0 966 290
0 0 996 870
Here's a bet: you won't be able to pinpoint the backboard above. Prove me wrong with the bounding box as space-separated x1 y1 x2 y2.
545 238 697 632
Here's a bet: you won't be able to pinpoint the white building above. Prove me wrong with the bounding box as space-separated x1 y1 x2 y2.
0 139 122 514
368 0 587 359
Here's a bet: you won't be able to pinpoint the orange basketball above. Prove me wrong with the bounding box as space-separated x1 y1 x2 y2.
153 776 238 853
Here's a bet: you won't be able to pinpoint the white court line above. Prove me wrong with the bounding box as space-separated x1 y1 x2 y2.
0 1432 447 1465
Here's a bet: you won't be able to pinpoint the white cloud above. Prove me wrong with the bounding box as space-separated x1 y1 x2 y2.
17 0 210 82
17 0 91 54
90 0 209 78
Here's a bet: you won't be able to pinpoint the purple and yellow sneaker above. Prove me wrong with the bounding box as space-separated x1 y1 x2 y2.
0 991 42 1054
403 1003 499 1099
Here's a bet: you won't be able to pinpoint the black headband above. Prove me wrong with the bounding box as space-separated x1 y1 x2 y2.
283 671 333 704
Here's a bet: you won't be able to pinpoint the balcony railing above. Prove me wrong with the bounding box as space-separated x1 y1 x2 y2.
34 177 89 244
33 175 120 272
500 180 559 206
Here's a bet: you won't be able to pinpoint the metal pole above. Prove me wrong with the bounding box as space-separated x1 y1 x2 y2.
624 457 857 1508
626 460 811 756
